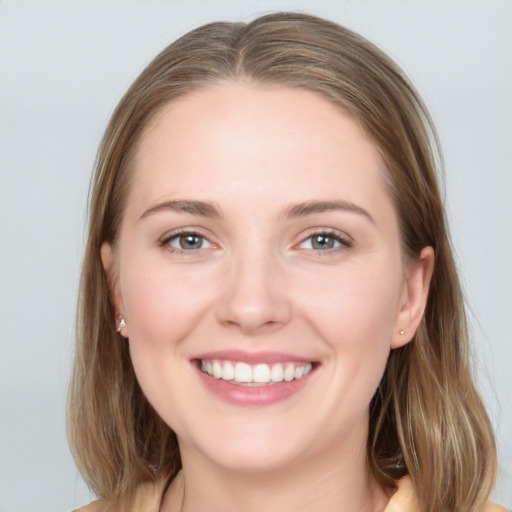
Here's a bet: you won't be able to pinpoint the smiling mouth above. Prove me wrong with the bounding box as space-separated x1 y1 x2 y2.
198 360 314 386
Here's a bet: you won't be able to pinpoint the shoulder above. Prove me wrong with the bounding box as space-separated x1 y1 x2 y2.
482 502 510 512
386 477 509 512
385 476 419 512
74 478 168 512
74 499 113 512
74 501 108 512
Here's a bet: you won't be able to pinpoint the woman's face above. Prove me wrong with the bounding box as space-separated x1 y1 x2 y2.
103 83 432 473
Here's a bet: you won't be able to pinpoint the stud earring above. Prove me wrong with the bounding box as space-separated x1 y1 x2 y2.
116 317 127 333
399 329 406 335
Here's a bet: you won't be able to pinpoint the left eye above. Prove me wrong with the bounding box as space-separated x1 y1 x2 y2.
299 233 345 250
166 233 212 250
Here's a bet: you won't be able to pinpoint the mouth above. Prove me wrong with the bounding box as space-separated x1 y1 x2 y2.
192 350 319 405
197 359 314 386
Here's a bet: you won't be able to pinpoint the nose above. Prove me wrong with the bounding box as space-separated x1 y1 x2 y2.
215 248 292 335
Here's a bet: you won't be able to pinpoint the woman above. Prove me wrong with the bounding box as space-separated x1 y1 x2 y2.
69 12 506 512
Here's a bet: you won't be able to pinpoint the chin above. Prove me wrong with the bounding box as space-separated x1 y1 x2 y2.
207 446 302 474
178 423 310 474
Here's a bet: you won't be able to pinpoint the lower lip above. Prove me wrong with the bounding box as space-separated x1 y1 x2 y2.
194 364 315 406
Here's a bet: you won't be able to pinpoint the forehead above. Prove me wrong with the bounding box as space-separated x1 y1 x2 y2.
127 83 392 220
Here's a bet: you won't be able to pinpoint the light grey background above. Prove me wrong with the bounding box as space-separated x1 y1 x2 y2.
1 1 511 511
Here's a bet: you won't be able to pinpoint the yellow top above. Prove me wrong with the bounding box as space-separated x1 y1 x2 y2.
75 472 508 512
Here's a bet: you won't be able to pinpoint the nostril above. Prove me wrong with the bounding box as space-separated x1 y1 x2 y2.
214 260 292 333
221 316 286 335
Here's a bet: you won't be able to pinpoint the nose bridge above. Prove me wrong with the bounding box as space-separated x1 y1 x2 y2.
216 237 291 333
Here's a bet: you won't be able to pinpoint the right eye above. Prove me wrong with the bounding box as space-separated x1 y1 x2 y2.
162 231 213 251
299 233 343 251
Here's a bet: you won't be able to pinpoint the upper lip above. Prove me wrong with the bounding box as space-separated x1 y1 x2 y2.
192 349 317 365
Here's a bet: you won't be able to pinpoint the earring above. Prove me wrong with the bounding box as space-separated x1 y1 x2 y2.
399 329 406 335
116 317 127 333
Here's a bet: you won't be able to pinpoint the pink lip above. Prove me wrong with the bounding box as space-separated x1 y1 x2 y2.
194 364 315 406
193 349 315 365
191 350 318 406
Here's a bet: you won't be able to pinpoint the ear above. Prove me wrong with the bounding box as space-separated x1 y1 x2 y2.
391 246 435 349
101 242 128 337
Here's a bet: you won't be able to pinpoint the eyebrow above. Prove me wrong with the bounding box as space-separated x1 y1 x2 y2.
139 200 223 220
283 200 375 223
139 198 374 223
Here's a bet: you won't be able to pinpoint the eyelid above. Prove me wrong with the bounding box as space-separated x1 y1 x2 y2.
159 227 217 252
158 226 352 255
295 228 353 252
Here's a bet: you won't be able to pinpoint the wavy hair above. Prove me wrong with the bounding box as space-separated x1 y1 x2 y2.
68 12 496 512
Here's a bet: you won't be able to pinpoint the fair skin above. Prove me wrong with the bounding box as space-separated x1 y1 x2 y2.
102 83 434 512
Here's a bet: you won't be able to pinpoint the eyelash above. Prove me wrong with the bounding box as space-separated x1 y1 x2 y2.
159 229 353 255
160 229 214 255
296 229 353 255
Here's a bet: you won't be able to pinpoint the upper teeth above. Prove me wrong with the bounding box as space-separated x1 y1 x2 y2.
200 360 313 384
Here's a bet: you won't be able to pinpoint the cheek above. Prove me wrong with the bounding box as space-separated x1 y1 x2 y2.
302 262 401 343
118 258 218 402
120 259 210 344
297 262 401 394
118 260 216 426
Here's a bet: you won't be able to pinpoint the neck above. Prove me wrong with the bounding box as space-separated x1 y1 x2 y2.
163 435 390 512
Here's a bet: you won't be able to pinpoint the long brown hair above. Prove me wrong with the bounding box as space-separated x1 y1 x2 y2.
68 12 496 511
